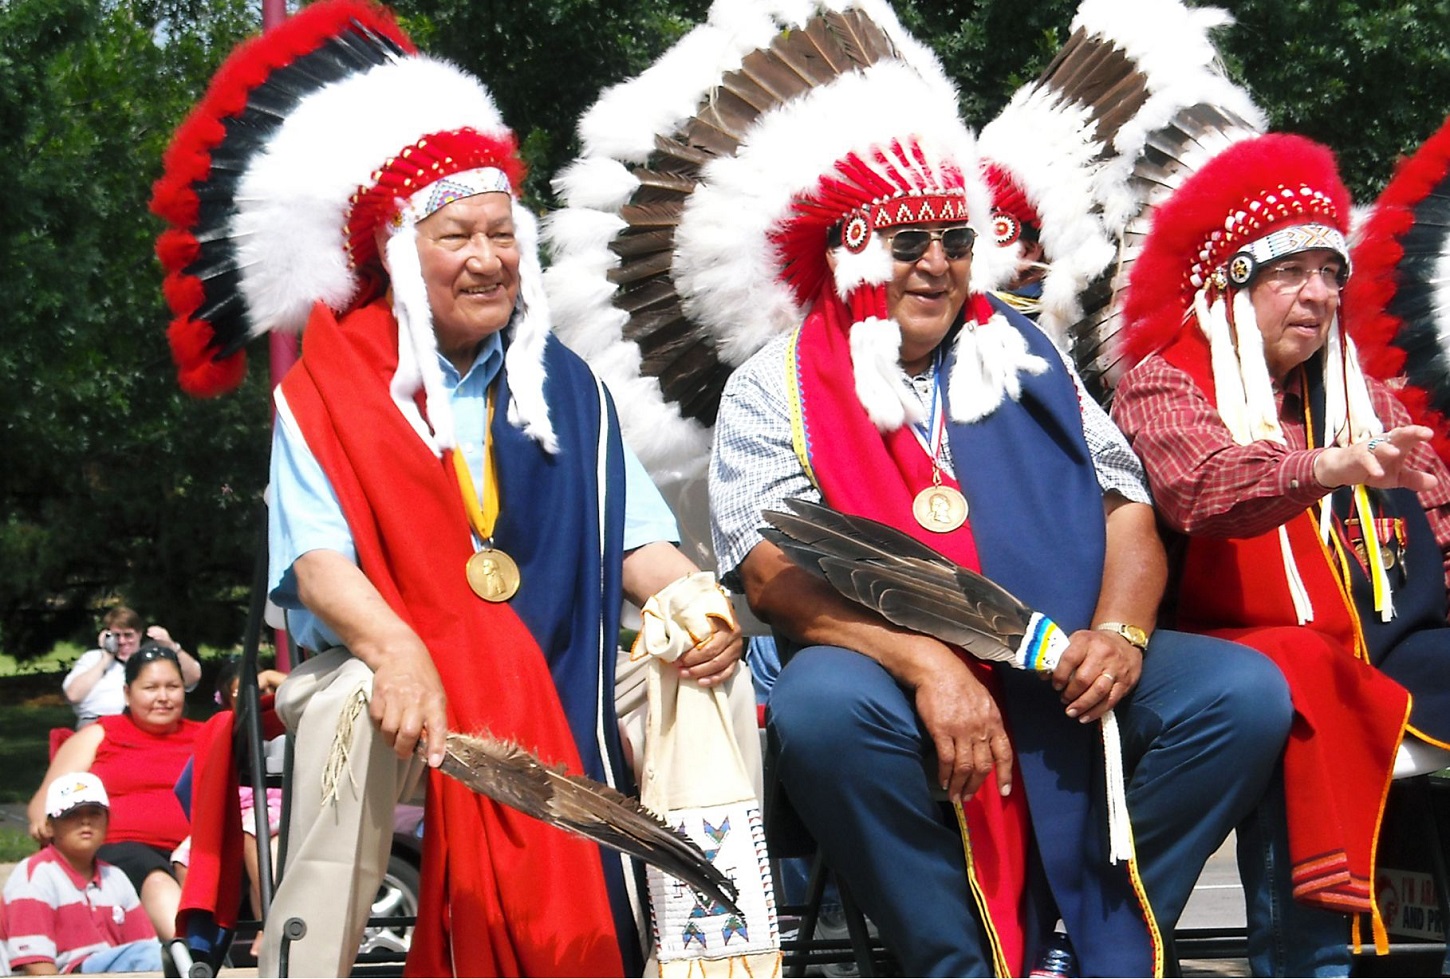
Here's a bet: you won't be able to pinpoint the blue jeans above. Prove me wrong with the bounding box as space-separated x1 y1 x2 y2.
1236 762 1352 976
79 939 162 973
768 630 1292 977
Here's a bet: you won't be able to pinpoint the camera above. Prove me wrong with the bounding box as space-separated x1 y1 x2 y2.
102 631 119 654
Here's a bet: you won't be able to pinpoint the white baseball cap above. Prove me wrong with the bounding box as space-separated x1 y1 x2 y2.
45 772 110 819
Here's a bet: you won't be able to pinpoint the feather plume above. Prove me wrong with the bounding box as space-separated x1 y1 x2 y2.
150 0 414 396
763 499 1136 862
978 0 1263 395
432 731 740 915
1069 102 1263 398
1346 111 1450 465
543 0 962 545
761 499 1053 666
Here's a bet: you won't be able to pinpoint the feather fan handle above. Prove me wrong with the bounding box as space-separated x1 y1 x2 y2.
1016 611 1069 672
430 731 740 914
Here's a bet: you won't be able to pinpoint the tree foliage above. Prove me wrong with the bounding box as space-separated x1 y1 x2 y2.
0 0 265 656
2 0 1449 657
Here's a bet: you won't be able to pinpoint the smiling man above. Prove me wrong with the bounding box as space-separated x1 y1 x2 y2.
149 4 747 976
706 66 1291 976
1112 133 1450 976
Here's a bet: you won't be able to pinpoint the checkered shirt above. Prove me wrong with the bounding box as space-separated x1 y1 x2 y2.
1112 352 1450 593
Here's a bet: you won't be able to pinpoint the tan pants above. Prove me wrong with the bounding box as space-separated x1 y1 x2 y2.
257 650 425 978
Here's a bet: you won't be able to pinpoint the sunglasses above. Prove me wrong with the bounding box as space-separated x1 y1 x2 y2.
885 225 976 263
124 644 181 684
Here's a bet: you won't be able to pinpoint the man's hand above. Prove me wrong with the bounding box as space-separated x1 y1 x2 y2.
294 549 449 766
1048 629 1142 723
1314 425 1439 492
911 653 1014 804
367 636 449 766
675 616 743 687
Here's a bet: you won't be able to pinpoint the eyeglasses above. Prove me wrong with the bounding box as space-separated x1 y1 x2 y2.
1260 262 1346 294
885 226 976 263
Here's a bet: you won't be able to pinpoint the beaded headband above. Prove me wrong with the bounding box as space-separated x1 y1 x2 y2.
1190 183 1346 291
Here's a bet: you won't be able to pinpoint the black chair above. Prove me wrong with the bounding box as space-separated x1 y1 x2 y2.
761 721 898 978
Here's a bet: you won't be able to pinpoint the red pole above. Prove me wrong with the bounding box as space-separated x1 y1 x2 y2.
263 0 296 671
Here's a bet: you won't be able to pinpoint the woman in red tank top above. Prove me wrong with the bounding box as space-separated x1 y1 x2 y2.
27 645 200 940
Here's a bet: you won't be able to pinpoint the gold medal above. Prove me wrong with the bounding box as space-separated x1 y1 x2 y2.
1380 544 1397 570
466 547 521 602
912 484 968 533
454 391 522 601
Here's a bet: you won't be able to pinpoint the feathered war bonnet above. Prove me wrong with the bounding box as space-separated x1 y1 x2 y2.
543 0 1021 491
1122 133 1399 622
1122 133 1360 443
974 0 1265 352
1345 111 1450 466
678 58 1035 432
150 0 556 455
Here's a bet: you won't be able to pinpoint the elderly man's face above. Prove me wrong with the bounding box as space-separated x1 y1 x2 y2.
1247 247 1343 381
884 222 973 373
415 192 520 372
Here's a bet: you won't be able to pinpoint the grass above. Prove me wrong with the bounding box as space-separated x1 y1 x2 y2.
0 688 79 806
0 643 85 678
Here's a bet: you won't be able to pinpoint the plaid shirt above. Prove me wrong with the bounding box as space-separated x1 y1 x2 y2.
1112 353 1450 593
709 333 1151 587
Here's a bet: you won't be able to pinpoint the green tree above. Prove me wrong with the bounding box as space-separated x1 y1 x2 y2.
0 0 265 656
1214 0 1450 199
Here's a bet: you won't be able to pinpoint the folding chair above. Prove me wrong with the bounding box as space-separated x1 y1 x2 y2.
761 719 897 978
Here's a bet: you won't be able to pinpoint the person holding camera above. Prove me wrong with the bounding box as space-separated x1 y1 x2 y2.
62 606 201 728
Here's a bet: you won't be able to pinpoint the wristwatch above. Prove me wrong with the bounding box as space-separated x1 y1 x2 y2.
1095 621 1149 651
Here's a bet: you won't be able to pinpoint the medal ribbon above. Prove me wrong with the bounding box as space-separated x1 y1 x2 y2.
451 390 500 543
909 348 948 485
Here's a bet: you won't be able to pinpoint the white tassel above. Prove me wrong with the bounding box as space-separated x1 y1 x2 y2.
1101 709 1135 864
503 204 559 453
385 219 454 455
849 317 922 432
1278 524 1315 624
945 312 1048 423
1232 289 1283 444
1199 289 1251 444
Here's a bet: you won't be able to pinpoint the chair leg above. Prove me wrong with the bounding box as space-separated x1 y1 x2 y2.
786 851 831 979
836 875 878 977
1408 777 1450 975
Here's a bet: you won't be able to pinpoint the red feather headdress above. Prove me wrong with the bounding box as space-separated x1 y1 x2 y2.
1121 133 1351 366
1345 113 1450 463
150 0 414 396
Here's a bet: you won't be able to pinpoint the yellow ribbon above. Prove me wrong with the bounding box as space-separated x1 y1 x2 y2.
451 391 500 541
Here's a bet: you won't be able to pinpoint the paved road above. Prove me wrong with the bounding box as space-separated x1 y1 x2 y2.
1178 832 1250 977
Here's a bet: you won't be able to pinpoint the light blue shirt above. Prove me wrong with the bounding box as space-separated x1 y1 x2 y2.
268 332 678 651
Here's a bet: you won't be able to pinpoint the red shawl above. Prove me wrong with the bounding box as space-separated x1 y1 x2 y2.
281 300 625 976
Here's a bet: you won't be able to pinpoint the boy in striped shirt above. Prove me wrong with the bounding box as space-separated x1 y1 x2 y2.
2 773 160 974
